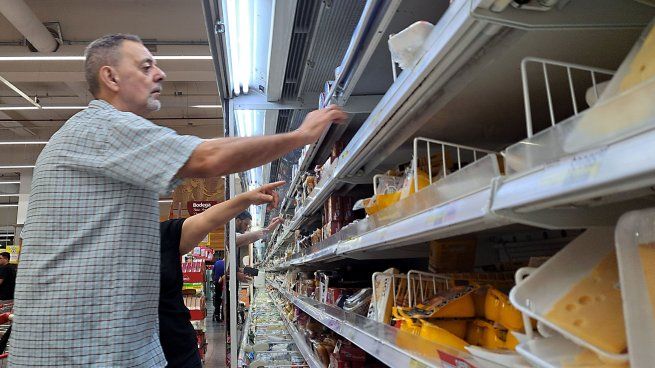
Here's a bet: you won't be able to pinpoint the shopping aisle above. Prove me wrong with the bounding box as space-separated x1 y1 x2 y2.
203 300 226 367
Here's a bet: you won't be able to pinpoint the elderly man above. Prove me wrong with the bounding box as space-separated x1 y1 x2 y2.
11 33 346 367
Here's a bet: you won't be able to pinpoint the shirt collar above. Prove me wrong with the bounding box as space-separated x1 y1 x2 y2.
88 99 116 111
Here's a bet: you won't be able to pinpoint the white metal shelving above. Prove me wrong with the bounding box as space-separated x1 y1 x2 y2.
270 292 324 368
268 280 477 368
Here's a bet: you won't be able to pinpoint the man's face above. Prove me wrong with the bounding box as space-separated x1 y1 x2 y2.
114 41 166 115
236 218 251 234
0 257 8 266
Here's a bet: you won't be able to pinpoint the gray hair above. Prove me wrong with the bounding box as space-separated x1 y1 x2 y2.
84 34 142 97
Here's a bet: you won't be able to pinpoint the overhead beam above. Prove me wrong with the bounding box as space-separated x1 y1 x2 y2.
233 92 382 112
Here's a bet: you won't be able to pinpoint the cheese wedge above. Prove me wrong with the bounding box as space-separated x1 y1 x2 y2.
545 253 626 354
638 242 655 319
563 349 629 368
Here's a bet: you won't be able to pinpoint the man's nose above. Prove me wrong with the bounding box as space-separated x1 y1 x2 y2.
154 65 166 82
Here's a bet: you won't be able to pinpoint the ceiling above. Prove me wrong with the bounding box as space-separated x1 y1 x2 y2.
0 0 223 224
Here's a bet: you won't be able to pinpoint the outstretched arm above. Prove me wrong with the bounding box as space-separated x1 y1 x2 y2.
177 106 347 178
179 181 285 254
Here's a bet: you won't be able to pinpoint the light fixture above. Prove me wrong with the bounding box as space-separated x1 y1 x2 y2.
42 106 87 110
191 105 222 109
0 194 18 197
0 141 47 145
0 165 35 169
0 181 20 185
225 0 253 96
158 199 173 204
0 106 86 111
0 204 18 208
0 56 211 61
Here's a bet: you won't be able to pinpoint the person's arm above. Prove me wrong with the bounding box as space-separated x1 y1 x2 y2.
235 217 282 248
177 106 347 178
179 181 285 254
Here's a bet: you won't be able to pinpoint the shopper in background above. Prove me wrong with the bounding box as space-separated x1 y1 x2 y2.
234 210 283 282
0 252 16 301
212 257 225 322
12 32 347 367
159 181 284 368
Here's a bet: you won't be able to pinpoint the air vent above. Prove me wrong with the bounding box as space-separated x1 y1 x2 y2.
281 0 320 99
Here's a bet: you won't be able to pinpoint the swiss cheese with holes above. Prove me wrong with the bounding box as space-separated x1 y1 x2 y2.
545 253 626 354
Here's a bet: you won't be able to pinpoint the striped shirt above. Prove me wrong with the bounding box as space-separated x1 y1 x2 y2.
10 99 203 367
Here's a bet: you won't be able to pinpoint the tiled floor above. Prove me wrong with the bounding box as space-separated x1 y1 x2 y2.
203 300 226 367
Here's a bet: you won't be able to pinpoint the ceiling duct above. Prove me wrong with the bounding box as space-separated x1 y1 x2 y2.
0 0 59 52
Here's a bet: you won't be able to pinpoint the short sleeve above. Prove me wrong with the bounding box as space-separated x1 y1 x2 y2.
101 114 203 195
160 218 186 250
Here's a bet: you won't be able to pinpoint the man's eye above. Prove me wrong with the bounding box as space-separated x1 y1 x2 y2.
142 65 152 72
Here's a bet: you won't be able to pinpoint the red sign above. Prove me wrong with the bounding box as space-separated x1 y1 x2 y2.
187 201 218 215
438 351 476 368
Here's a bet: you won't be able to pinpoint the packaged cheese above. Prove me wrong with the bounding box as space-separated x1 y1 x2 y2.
620 22 655 92
562 349 629 368
545 252 626 355
638 242 655 319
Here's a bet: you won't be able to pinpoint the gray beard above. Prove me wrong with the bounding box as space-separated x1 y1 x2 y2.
147 98 161 112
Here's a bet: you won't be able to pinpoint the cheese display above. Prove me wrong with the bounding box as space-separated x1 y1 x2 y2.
620 23 655 92
638 242 655 319
562 349 629 368
544 253 626 355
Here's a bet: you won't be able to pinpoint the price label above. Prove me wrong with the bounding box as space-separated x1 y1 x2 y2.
409 359 430 368
431 205 457 227
541 147 607 188
325 317 341 332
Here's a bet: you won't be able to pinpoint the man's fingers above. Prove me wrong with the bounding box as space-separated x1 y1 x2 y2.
262 181 285 191
327 109 348 123
260 194 274 203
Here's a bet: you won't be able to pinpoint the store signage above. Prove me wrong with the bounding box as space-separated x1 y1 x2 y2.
187 201 218 215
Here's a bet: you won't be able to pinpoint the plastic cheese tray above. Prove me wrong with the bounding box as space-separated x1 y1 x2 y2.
509 227 628 362
615 208 655 367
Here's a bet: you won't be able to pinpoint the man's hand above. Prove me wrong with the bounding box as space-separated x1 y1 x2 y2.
241 181 285 210
266 217 283 232
296 105 348 145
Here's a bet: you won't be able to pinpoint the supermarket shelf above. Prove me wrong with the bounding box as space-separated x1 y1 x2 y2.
290 244 339 266
339 187 507 257
270 292 324 368
269 280 478 368
236 298 254 367
276 0 487 233
492 126 655 229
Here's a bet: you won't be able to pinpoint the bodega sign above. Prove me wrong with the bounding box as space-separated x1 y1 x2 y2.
187 201 218 215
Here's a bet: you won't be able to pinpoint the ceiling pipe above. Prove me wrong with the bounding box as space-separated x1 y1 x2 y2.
0 0 58 52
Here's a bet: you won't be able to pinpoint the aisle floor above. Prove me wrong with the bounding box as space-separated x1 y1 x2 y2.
203 300 226 367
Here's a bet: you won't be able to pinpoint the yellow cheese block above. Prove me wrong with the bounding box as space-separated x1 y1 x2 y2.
562 349 629 368
545 253 626 354
638 242 655 319
620 24 655 92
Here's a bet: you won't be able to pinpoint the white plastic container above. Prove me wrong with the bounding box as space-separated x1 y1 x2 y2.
388 21 434 70
615 208 655 367
509 227 628 363
516 334 587 368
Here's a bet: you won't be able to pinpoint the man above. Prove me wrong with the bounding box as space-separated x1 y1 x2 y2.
159 181 283 367
12 33 347 367
0 252 15 301
212 257 225 322
234 210 282 282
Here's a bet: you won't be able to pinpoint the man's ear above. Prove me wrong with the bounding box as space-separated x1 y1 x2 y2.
98 66 120 93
